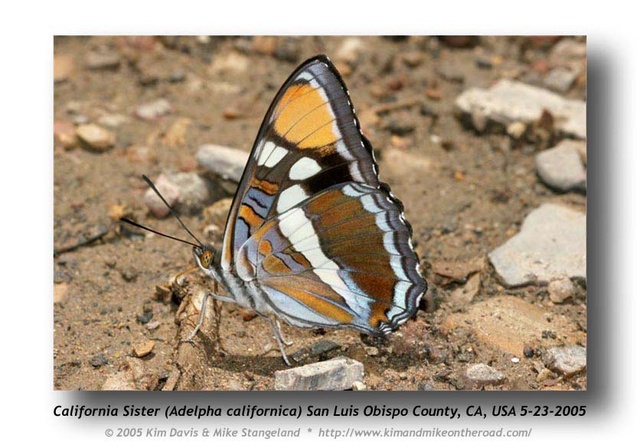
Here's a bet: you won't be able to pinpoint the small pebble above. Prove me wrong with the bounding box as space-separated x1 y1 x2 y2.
120 268 138 282
144 174 180 218
54 283 68 304
351 381 367 391
437 63 465 83
76 124 115 152
135 99 172 121
365 346 379 357
536 368 554 382
54 54 75 83
72 114 90 125
543 345 586 376
145 321 161 331
385 119 415 136
401 52 424 67
168 68 186 83
137 311 153 324
544 67 578 93
54 120 78 149
98 113 129 128
475 57 493 69
335 37 364 64
507 121 527 140
102 370 136 390
86 49 121 70
425 87 442 101
548 277 574 303
90 354 109 368
227 379 244 391
133 340 155 358
209 52 249 74
463 363 506 387
223 104 245 119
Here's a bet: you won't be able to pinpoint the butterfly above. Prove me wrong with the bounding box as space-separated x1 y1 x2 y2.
125 54 427 365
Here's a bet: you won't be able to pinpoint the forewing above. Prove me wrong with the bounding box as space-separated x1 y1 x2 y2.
220 55 379 271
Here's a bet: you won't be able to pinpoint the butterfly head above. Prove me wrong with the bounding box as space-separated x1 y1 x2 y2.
193 245 216 272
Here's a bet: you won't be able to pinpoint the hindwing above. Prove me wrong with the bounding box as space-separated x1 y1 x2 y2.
234 183 425 335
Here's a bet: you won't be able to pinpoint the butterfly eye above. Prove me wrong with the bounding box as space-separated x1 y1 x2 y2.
199 249 214 269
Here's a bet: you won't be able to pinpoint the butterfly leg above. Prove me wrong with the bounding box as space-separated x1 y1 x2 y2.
275 320 294 346
181 291 234 342
268 316 292 366
181 290 209 342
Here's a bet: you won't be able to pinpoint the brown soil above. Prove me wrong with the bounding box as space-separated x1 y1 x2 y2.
53 35 587 391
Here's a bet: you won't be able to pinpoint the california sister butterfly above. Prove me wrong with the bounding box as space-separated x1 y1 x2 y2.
123 55 427 365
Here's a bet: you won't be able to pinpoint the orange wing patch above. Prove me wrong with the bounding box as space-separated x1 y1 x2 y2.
273 84 338 149
249 177 279 195
264 276 354 324
261 254 292 276
238 204 264 229
368 301 392 329
258 239 272 257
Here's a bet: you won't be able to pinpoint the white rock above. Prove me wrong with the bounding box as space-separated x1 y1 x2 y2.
76 124 115 151
489 203 586 287
209 52 250 75
136 99 172 121
463 363 506 387
455 79 586 139
86 50 121 70
543 346 586 376
102 371 136 390
274 357 364 391
98 113 129 128
166 172 214 214
536 140 586 192
544 67 578 93
550 39 587 72
335 37 365 64
197 144 249 183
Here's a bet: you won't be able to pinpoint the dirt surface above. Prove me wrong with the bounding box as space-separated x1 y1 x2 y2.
53 36 587 391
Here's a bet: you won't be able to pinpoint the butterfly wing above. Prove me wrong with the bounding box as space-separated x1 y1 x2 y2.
220 55 380 272
219 54 426 333
234 182 425 334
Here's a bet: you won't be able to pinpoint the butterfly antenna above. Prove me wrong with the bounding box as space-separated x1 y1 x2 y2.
120 217 199 248
140 175 205 247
